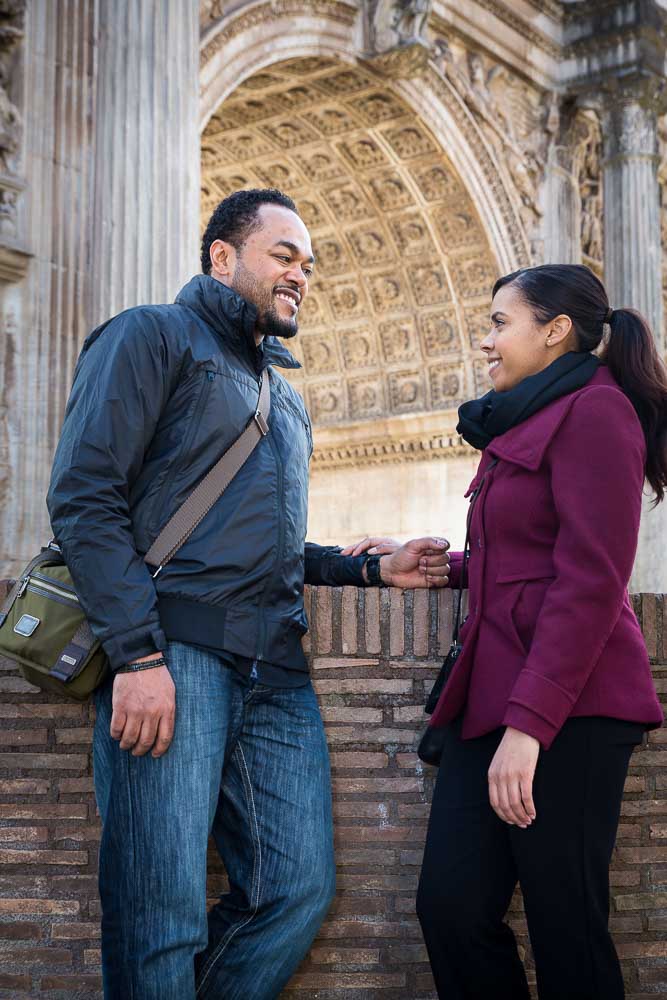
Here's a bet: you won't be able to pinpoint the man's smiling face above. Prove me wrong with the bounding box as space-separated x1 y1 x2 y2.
210 203 315 342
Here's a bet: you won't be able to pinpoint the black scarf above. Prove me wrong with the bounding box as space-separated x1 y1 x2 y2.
457 351 600 451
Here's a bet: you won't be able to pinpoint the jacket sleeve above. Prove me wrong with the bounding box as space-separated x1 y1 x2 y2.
46 309 181 670
447 551 464 590
502 387 646 749
304 543 368 587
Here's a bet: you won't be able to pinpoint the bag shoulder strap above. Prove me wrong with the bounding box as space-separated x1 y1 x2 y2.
143 370 271 576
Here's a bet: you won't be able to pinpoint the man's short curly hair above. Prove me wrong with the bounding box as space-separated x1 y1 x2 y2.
200 188 298 274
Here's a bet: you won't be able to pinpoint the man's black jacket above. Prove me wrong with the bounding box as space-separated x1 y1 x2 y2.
47 275 367 671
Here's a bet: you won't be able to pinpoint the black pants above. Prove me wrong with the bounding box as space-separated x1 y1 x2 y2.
417 716 644 1000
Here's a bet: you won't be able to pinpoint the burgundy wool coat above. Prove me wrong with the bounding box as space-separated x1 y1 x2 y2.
430 365 664 749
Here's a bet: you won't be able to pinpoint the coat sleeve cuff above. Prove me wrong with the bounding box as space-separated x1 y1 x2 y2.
102 625 168 671
503 668 576 750
447 551 464 590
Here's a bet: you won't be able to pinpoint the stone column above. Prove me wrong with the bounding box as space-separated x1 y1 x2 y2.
600 81 667 592
92 0 200 323
601 84 663 341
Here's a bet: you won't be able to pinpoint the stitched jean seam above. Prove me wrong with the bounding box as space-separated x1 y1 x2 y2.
195 742 262 996
126 751 138 1000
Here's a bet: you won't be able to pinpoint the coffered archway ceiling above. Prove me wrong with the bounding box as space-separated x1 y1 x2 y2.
201 57 499 430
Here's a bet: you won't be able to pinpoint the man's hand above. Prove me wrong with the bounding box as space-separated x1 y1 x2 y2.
110 659 176 758
488 727 539 828
379 536 450 589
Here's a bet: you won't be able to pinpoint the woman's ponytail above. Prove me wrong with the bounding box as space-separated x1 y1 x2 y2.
602 308 667 504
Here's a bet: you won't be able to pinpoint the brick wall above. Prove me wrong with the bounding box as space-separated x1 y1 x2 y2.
0 589 665 999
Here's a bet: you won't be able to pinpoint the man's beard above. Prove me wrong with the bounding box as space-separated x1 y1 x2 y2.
232 258 298 340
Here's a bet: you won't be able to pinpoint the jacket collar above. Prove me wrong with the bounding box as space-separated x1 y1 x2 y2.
175 274 301 371
486 366 618 470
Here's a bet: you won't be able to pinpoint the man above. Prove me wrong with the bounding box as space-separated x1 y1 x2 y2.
47 188 449 1000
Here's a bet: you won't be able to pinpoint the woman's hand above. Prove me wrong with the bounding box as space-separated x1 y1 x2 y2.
488 727 540 828
340 536 400 557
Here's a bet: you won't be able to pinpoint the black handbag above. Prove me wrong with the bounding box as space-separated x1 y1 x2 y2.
417 460 497 766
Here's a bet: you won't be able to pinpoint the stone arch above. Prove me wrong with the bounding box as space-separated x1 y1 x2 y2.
199 3 529 276
198 5 530 543
199 2 360 128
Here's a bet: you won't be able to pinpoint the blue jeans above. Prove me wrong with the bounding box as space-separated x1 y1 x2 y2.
93 641 335 1000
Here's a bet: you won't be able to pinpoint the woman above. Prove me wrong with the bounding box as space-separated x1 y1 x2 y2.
349 265 666 999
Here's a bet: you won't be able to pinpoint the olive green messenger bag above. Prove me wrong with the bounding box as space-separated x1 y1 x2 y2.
0 373 271 700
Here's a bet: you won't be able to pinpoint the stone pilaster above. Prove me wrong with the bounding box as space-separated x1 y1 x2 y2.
0 0 98 576
601 84 664 342
600 80 667 592
91 0 200 324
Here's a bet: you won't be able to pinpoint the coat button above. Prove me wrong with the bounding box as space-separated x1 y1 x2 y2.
477 537 482 549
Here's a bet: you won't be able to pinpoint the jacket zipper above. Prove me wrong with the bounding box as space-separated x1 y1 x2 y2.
255 382 284 662
149 372 213 537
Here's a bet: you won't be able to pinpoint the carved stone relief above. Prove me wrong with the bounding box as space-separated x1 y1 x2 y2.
419 310 459 356
432 37 547 245
301 334 340 375
366 170 416 211
548 103 603 272
340 326 379 369
365 1 432 56
346 223 395 266
428 363 465 407
307 380 347 423
0 1 25 249
348 374 385 418
463 305 491 351
388 369 425 413
201 57 503 428
389 211 436 256
379 317 418 362
578 113 603 271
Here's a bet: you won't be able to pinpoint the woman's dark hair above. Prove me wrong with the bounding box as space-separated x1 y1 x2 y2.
200 188 298 275
493 264 667 504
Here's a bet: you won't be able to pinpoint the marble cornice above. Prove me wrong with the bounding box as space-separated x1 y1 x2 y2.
311 430 475 471
431 2 561 62
311 411 477 470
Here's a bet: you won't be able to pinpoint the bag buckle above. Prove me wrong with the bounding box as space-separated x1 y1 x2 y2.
254 410 269 436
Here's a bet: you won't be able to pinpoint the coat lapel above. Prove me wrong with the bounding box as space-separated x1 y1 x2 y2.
486 393 575 470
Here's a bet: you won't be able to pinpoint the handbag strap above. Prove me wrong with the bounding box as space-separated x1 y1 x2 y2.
452 458 498 643
143 370 271 576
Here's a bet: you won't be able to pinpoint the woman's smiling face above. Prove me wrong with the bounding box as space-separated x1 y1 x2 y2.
480 282 572 393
